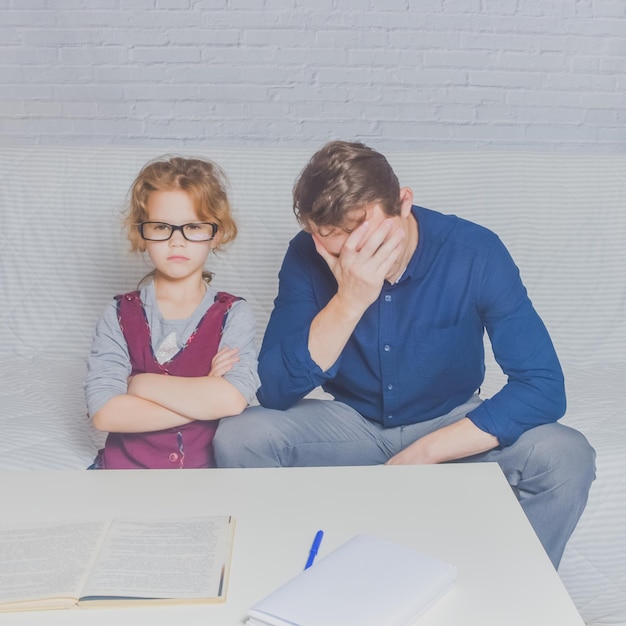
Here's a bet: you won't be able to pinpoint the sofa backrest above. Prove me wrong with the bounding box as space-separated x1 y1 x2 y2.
1 146 624 395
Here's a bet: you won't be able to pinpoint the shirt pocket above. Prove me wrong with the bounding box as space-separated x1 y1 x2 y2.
410 313 484 382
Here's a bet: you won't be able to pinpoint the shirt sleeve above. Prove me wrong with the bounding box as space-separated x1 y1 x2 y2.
220 299 260 404
466 236 566 446
257 236 339 409
83 299 131 417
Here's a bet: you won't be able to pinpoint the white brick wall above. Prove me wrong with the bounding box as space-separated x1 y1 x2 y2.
1 0 624 151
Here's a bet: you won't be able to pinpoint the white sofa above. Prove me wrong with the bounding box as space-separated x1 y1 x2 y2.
1 145 624 625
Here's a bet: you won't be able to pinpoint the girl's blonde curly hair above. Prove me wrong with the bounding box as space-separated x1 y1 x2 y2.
125 156 237 253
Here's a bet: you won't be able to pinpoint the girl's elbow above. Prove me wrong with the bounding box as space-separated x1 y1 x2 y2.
91 397 122 432
92 409 110 432
198 393 248 420
214 381 250 417
228 394 249 417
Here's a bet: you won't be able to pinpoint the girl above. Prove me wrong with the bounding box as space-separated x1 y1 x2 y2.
84 156 259 469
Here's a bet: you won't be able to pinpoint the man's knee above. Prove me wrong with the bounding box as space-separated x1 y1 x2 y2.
539 423 593 471
214 405 279 468
516 423 596 492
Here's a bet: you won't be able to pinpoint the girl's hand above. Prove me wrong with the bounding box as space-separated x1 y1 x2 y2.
208 346 240 377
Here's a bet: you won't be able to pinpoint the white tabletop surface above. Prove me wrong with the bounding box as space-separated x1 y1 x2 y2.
0 464 584 625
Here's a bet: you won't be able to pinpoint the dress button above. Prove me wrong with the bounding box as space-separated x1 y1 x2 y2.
169 453 179 463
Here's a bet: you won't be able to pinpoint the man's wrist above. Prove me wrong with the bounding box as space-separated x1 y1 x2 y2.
332 292 370 324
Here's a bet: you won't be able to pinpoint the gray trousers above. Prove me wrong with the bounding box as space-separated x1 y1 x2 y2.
214 395 596 569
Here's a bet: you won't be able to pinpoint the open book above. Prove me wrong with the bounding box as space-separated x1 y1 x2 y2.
247 534 456 626
0 516 234 612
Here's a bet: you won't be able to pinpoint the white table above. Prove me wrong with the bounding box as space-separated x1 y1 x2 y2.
0 464 583 625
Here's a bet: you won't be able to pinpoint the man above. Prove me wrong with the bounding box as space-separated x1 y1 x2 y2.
214 140 595 568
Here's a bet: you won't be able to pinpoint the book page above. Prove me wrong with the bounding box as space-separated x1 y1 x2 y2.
0 521 111 610
81 516 233 601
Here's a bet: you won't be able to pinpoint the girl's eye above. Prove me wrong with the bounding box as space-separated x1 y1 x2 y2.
154 223 169 231
187 223 202 230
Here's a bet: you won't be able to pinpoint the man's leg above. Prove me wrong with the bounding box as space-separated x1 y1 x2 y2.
478 423 596 569
397 396 596 569
214 399 398 467
215 396 595 568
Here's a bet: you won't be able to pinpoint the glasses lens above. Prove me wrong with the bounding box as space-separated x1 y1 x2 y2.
142 222 172 240
183 223 215 241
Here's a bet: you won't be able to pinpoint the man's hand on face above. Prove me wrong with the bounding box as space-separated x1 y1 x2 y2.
312 217 406 317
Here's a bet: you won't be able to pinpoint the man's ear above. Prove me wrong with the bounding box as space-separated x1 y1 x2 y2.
399 187 414 217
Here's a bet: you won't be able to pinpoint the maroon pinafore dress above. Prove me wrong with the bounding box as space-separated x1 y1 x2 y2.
97 290 239 469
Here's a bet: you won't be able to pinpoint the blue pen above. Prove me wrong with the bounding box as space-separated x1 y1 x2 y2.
304 530 324 569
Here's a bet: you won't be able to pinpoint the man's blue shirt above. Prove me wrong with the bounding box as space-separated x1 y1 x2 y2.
257 206 565 446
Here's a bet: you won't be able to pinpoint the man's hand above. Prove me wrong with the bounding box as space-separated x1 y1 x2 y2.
307 219 406 372
313 218 406 316
385 418 499 465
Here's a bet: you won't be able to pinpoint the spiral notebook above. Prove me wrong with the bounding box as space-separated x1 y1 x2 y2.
246 534 456 626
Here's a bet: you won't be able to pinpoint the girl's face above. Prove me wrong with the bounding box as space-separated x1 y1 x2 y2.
144 189 216 284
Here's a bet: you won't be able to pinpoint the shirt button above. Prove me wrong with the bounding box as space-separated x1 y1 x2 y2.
169 453 179 463
387 415 393 420
387 384 393 390
384 344 391 352
385 295 392 302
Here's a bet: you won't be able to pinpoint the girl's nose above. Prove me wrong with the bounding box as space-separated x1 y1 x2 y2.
169 228 187 245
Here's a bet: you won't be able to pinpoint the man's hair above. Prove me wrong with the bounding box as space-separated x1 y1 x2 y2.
124 156 237 252
293 140 401 231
